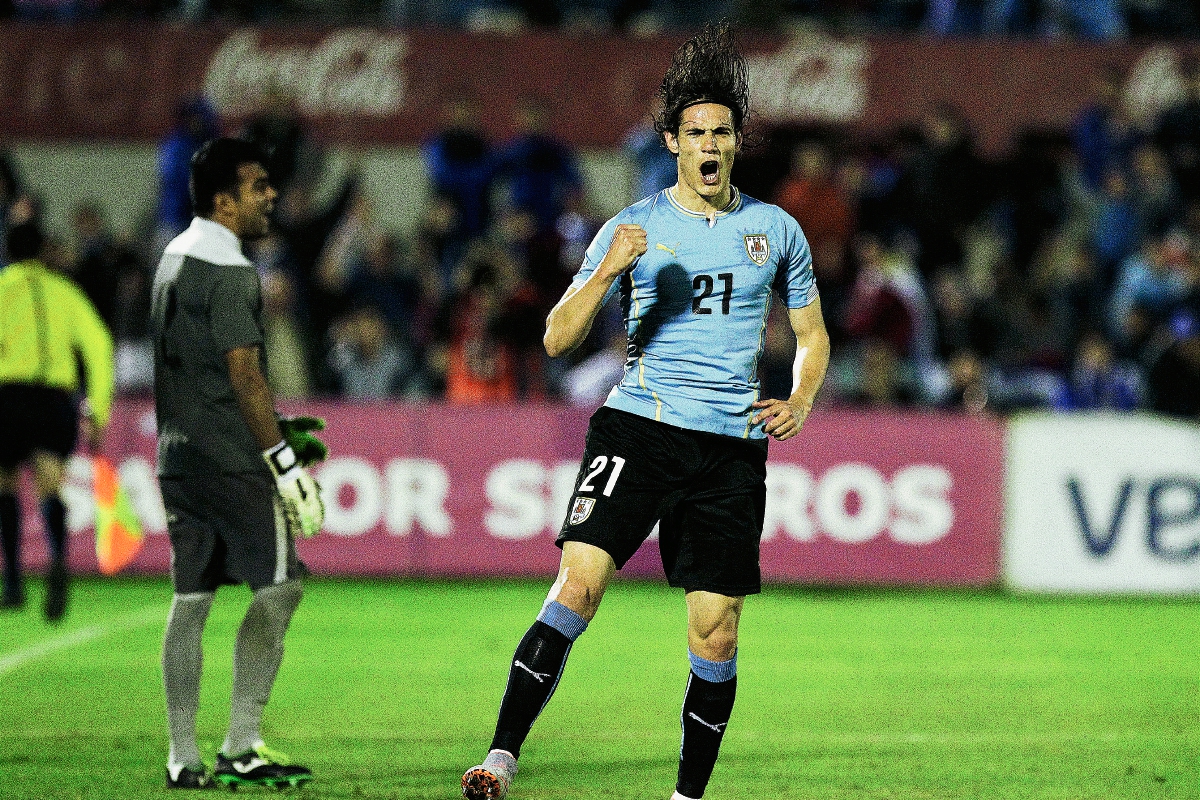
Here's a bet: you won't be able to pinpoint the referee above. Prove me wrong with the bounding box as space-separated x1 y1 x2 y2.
153 138 324 790
0 220 114 621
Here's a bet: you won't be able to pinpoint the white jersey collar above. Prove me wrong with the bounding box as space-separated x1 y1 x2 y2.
164 217 251 267
664 186 742 220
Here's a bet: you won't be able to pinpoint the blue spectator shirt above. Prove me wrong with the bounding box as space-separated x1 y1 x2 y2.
421 130 495 236
572 187 817 440
496 133 583 232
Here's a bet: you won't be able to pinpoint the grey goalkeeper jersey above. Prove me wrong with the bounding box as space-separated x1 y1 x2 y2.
151 218 268 478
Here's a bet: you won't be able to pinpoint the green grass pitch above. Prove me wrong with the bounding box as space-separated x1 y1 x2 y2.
0 576 1196 799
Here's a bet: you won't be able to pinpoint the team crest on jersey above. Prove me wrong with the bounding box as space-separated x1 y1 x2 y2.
568 497 596 525
744 234 770 266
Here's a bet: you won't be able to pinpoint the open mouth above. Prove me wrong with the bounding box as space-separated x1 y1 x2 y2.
700 160 720 186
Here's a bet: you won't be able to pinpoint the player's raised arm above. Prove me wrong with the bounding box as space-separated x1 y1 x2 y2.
544 223 647 357
752 297 830 441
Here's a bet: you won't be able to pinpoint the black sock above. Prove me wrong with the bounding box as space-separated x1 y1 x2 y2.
0 494 20 595
490 620 573 759
677 672 737 799
41 497 66 563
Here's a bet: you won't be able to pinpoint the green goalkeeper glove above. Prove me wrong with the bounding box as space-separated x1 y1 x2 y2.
279 415 329 467
263 441 325 538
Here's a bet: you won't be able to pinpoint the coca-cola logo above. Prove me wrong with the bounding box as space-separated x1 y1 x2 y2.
203 28 408 117
746 32 868 123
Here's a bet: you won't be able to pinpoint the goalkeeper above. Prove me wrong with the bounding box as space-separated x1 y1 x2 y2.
150 138 327 791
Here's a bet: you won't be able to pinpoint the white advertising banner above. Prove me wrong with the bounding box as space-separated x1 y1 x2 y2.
1006 413 1200 593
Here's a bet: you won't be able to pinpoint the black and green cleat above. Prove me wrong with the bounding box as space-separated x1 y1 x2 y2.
166 761 213 790
214 744 312 790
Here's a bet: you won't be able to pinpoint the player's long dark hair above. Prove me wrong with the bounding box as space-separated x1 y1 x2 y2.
653 21 749 138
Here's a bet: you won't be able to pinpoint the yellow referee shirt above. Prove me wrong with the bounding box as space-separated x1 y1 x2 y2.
0 259 115 427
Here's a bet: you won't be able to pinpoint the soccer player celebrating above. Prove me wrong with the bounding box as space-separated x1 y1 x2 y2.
462 22 829 800
151 138 325 790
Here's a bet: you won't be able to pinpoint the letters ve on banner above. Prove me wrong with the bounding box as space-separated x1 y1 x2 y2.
1006 414 1200 593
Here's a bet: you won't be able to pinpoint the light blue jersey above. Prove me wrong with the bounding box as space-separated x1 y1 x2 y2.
572 187 817 440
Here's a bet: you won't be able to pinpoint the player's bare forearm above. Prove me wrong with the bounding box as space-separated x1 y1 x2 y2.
545 224 647 358
544 277 616 358
752 298 830 441
786 299 831 420
226 345 284 451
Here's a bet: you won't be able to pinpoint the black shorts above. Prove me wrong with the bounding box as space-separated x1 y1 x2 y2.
557 407 768 596
0 384 79 470
159 472 304 594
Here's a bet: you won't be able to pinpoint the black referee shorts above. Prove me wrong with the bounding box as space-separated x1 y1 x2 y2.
0 384 79 470
557 407 769 597
159 472 304 594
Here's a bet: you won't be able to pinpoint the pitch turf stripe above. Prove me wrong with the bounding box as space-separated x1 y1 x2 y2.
0 605 163 677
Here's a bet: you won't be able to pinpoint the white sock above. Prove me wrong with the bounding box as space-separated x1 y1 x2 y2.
163 592 214 769
483 749 518 777
672 792 700 800
223 581 301 756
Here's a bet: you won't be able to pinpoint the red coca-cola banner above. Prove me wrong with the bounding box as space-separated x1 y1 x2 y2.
0 22 1194 154
17 401 1002 586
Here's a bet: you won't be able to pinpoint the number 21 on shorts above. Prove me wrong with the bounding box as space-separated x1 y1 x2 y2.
578 455 626 497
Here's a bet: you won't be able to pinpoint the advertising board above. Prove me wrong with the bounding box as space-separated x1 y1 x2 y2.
1006 414 1200 593
0 23 1193 156
17 402 1003 587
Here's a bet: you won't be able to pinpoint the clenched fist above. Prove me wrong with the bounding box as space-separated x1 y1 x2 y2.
596 224 648 280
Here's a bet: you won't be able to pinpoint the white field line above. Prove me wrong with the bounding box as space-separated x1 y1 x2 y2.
6 727 1194 745
81 727 1176 744
0 605 164 677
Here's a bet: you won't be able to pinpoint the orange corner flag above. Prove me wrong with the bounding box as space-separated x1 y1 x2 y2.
94 456 144 575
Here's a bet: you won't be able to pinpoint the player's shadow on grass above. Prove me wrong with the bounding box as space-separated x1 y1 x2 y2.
626 263 691 358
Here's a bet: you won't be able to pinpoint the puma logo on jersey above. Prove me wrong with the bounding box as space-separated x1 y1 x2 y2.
514 660 552 683
656 243 678 257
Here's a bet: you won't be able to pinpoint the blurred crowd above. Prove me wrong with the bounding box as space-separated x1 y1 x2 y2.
742 59 1200 418
2 52 1200 420
3 0 1200 39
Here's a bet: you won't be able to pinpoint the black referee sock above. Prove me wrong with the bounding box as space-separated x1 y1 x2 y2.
677 653 738 799
490 602 587 758
41 497 67 563
0 494 20 598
